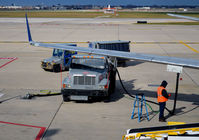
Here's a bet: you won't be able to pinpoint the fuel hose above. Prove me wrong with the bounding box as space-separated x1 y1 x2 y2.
116 68 172 114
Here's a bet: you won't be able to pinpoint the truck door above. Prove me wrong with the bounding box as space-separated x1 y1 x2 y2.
64 51 77 66
64 51 70 66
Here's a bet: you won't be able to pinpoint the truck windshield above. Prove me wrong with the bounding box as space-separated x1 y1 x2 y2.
53 49 63 57
71 58 105 69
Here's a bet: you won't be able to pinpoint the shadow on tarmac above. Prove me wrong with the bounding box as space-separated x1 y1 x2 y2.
43 128 61 140
116 78 199 120
117 60 144 68
131 111 159 122
117 77 199 104
125 60 144 67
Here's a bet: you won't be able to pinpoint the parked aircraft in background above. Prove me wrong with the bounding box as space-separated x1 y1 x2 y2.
103 4 116 14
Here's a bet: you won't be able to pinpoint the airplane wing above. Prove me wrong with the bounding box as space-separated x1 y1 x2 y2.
26 14 199 69
167 13 199 21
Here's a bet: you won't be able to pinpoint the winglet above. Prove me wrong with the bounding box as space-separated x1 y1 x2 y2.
25 13 32 42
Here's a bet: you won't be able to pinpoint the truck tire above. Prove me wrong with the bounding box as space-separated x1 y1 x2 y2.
62 94 69 102
109 71 116 94
53 65 61 72
64 66 69 71
52 65 56 72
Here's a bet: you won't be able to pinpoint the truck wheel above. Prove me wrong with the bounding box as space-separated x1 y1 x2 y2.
62 94 69 102
104 86 112 102
109 71 116 94
53 65 61 72
53 65 57 72
57 65 61 72
112 72 116 93
65 67 69 71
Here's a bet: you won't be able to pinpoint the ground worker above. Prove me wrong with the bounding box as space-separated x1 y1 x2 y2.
157 80 171 122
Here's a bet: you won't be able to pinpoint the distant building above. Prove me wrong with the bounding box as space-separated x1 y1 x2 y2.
134 6 151 11
0 5 22 9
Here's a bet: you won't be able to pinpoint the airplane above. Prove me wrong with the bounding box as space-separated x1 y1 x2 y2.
103 4 116 14
167 13 199 21
25 14 199 113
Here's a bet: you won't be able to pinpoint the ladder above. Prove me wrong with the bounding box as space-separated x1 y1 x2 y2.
131 93 149 122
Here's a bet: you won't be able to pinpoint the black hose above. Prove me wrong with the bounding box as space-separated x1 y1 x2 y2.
0 95 21 104
22 92 61 99
116 68 172 114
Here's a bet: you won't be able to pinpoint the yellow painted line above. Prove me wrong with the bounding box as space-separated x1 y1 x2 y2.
180 41 199 53
168 122 186 126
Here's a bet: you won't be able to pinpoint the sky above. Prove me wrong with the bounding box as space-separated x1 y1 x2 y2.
1 0 199 6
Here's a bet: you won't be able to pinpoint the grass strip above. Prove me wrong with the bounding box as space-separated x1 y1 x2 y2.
0 11 194 18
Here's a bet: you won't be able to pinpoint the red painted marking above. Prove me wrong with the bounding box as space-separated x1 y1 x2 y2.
36 127 46 140
0 121 46 140
0 57 18 69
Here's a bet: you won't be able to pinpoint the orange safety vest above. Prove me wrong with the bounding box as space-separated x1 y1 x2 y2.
157 86 168 103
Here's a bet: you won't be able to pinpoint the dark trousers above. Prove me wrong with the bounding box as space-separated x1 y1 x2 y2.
159 102 166 119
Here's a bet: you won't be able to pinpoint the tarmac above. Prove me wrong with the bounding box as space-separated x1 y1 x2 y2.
0 17 199 140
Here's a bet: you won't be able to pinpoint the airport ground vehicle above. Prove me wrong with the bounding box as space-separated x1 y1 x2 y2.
89 40 130 64
41 45 77 72
42 41 129 72
61 54 117 101
123 122 199 140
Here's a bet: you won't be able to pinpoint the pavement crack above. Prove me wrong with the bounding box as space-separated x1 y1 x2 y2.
41 100 63 139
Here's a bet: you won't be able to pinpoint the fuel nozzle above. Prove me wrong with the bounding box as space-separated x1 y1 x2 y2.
21 93 34 99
